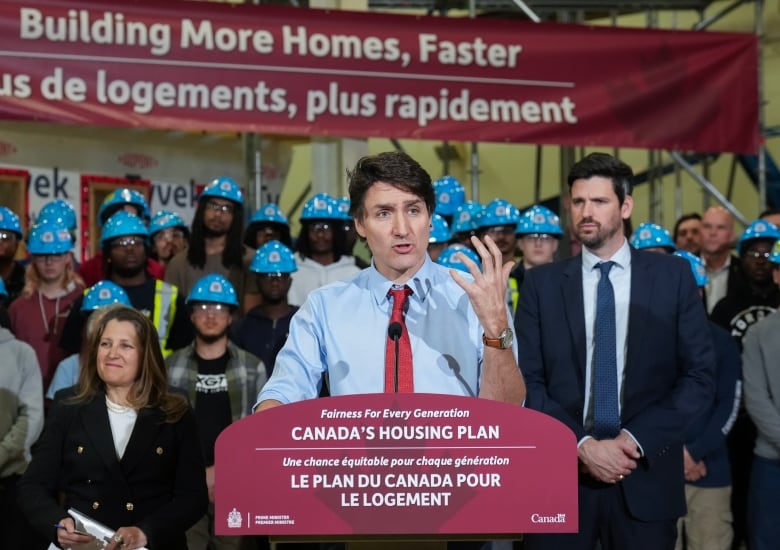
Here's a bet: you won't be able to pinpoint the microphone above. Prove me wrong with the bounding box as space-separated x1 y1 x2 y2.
388 322 402 393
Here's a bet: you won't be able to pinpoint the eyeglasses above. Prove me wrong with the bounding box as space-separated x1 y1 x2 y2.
192 303 230 315
33 253 68 263
111 237 145 249
205 201 235 215
0 231 16 241
521 233 554 242
154 229 186 242
745 250 771 261
309 222 331 233
258 273 291 281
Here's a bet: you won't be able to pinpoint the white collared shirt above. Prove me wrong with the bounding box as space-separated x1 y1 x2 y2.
581 239 632 428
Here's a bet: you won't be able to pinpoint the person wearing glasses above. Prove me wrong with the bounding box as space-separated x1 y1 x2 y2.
710 219 780 343
510 204 563 313
8 219 84 395
708 219 780 550
166 274 266 550
287 193 361 306
0 206 27 308
59 211 192 360
165 177 261 316
474 199 522 317
78 188 166 287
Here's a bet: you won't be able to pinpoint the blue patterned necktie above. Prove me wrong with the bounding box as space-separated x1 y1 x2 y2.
593 261 620 439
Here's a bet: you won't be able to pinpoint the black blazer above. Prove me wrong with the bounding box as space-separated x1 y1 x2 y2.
516 247 716 521
18 390 207 549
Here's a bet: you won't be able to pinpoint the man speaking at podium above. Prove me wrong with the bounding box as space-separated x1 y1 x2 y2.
254 151 525 410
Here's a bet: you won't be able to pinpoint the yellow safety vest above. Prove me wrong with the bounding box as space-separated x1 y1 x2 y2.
152 279 178 358
508 276 520 317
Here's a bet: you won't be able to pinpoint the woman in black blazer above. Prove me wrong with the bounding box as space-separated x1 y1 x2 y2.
19 305 207 549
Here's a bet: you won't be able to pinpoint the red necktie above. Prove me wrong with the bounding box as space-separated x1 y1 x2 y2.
385 286 413 393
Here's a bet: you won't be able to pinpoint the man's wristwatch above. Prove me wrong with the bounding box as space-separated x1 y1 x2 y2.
482 327 513 349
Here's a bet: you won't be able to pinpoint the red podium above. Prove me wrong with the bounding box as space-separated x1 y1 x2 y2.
215 393 577 544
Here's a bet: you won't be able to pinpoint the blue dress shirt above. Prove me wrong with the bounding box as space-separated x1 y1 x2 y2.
257 256 512 404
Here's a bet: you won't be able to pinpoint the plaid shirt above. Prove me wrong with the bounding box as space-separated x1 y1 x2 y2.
166 340 267 421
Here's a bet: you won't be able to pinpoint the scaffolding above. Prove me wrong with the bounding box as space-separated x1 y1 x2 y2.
365 0 770 231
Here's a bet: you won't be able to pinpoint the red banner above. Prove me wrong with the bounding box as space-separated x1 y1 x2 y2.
215 393 577 536
0 0 759 153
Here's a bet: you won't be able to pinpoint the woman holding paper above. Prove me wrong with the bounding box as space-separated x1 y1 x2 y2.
18 305 207 549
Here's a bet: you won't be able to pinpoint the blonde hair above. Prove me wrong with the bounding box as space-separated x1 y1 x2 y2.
71 305 188 423
21 253 84 298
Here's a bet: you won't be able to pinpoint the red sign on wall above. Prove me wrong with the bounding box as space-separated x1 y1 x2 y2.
0 0 760 153
215 393 577 537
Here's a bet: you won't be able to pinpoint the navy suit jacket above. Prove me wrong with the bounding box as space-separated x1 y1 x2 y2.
515 247 715 521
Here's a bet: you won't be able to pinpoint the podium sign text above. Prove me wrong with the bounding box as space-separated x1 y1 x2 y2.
215 393 577 536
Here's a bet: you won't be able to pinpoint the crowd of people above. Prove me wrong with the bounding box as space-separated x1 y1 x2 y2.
0 150 778 550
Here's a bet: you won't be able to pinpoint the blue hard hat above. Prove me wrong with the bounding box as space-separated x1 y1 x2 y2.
82 281 131 312
738 219 780 255
200 176 244 206
451 202 484 234
476 199 521 229
27 220 74 255
429 214 452 244
770 239 780 265
631 222 675 251
250 240 298 274
100 211 149 246
674 250 708 287
97 188 150 226
187 274 239 307
433 176 465 216
249 203 289 227
0 277 6 298
300 193 338 221
0 206 22 238
437 244 481 273
149 210 188 237
38 200 77 230
516 205 563 237
335 197 352 221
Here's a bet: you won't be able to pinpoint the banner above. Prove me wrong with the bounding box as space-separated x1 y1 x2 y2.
215 393 577 536
0 0 759 153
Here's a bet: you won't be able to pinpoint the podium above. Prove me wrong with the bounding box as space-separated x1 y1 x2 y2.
215 393 577 547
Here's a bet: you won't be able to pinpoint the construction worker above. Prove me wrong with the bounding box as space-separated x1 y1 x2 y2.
709 219 780 550
165 176 260 314
432 175 465 226
243 203 292 249
149 210 190 267
631 221 677 253
450 201 483 249
513 204 564 287
60 211 192 358
0 206 25 307
436 243 481 274
78 188 164 286
166 274 266 550
8 220 84 393
232 240 299 375
428 213 452 262
288 193 360 306
476 198 521 314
